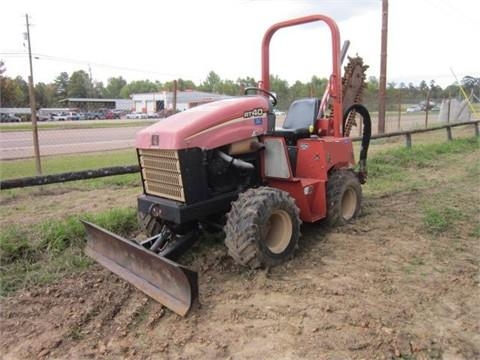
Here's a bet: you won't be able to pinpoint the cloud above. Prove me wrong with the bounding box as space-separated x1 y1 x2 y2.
2 0 476 88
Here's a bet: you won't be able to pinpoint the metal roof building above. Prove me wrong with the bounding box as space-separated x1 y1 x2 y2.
58 98 133 110
131 90 231 113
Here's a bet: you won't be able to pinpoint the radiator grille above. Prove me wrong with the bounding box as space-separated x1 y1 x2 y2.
139 149 185 202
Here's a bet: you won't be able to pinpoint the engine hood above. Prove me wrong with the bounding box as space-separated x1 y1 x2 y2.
136 96 270 150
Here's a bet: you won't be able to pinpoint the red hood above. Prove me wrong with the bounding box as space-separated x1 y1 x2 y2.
136 96 270 150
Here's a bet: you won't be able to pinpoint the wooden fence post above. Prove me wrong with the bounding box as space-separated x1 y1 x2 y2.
397 90 402 130
405 133 412 148
446 126 453 141
425 89 431 128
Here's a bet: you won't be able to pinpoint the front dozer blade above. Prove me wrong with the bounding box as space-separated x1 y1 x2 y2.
81 220 198 316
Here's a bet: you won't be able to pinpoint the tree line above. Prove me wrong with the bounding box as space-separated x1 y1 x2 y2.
0 60 478 111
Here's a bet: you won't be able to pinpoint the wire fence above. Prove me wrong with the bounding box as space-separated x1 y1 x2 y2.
0 103 478 183
1 118 478 190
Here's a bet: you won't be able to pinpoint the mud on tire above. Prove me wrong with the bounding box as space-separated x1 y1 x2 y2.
326 169 362 227
224 187 301 269
138 210 162 237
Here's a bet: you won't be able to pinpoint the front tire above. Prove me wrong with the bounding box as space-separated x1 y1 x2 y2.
138 210 162 237
326 169 362 226
224 187 301 269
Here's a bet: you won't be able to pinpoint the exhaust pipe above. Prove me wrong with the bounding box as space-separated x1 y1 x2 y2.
217 150 254 170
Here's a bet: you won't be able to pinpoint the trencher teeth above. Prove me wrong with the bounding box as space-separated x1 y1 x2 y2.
330 56 368 136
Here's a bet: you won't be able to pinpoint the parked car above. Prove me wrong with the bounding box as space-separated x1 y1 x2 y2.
52 112 80 121
79 110 104 120
37 113 51 121
419 100 436 111
105 109 126 119
406 105 422 113
83 111 105 120
52 113 66 121
105 111 116 119
77 112 88 120
147 112 160 119
0 113 21 122
126 112 148 119
83 112 95 120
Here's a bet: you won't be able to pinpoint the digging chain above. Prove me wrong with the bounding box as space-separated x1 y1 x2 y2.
329 56 369 136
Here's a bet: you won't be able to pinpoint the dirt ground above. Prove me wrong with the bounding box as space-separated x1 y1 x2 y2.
1 147 479 359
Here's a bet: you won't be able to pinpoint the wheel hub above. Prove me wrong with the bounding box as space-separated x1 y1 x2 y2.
341 188 357 220
264 210 292 254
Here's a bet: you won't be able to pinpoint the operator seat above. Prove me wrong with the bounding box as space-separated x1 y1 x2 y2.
271 98 320 143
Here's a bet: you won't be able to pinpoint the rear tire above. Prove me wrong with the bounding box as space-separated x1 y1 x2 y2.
326 170 362 226
224 187 301 269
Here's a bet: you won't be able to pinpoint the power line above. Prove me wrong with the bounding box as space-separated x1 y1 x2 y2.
0 51 199 80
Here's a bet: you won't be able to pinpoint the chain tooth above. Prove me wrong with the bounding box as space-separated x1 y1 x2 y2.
333 55 369 134
329 55 368 130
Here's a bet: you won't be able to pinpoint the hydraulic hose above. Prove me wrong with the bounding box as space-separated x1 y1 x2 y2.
343 104 371 184
217 150 255 170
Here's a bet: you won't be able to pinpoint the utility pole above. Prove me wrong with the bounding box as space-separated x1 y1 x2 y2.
25 14 42 175
172 79 177 113
397 89 402 130
378 0 388 134
88 64 94 98
0 60 5 108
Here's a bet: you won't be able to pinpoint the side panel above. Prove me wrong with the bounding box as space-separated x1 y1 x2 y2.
263 136 355 223
262 137 293 179
296 137 355 180
261 136 326 222
266 178 326 223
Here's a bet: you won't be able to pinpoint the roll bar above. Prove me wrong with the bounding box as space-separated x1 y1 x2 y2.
261 15 343 137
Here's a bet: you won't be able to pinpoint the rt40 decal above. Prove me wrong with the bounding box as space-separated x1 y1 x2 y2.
243 108 264 118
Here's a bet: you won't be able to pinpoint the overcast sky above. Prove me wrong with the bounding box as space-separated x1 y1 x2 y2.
1 0 478 88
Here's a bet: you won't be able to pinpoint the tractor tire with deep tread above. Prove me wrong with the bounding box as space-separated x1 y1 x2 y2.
224 187 301 269
325 169 362 227
138 210 162 237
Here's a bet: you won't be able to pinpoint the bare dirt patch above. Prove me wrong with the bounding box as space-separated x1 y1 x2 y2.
0 185 139 228
1 145 479 359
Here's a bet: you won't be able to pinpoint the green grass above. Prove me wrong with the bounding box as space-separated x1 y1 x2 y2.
1 149 138 180
470 225 480 238
423 207 465 235
0 173 141 210
403 255 426 274
369 137 478 173
423 208 449 234
364 137 479 195
1 135 478 297
0 207 137 296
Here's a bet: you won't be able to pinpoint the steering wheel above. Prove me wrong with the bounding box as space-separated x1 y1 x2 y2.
244 87 277 106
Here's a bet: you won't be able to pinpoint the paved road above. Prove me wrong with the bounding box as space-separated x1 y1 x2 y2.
0 126 147 160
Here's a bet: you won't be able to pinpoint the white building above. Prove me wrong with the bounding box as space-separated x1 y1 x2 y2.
130 90 231 113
